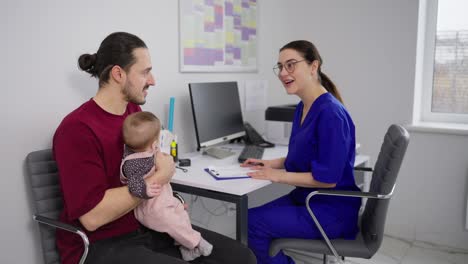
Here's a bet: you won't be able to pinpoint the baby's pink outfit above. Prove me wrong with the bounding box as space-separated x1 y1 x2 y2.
120 148 201 249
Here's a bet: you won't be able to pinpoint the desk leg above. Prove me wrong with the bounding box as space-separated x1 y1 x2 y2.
236 195 248 246
171 183 249 246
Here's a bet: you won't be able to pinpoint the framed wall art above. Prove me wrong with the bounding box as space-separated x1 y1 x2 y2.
179 0 257 72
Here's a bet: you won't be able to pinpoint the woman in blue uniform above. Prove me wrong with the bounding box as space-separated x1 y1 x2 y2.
243 40 361 264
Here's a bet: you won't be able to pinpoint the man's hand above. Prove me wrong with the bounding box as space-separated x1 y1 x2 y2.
154 152 175 184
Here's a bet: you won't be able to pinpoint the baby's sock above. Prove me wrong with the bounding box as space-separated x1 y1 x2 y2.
179 246 202 261
197 238 213 257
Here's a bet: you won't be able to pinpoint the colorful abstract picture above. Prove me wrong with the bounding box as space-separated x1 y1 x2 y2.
179 0 257 72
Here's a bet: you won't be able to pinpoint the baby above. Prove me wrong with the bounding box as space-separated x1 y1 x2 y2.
120 111 212 261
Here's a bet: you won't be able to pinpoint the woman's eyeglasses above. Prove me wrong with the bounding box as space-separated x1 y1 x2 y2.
273 60 306 75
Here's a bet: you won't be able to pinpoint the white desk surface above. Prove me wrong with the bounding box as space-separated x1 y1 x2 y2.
172 144 286 196
172 144 369 196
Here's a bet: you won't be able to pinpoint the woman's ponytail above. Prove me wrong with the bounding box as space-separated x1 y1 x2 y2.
319 71 343 104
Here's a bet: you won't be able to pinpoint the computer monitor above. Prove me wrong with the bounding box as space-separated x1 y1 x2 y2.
189 81 246 151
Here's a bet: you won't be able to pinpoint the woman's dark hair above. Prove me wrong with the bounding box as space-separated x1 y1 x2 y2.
78 32 147 87
280 40 343 103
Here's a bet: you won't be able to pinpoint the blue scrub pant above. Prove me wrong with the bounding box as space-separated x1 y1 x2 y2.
248 194 346 264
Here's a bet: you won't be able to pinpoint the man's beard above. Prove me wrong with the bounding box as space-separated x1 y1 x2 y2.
123 82 147 105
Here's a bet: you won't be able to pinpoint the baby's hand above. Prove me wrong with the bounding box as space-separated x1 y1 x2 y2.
146 182 162 198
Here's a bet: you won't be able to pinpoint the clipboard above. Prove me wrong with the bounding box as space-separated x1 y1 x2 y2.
204 165 253 180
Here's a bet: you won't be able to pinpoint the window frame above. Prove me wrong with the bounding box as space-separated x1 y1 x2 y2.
414 0 468 125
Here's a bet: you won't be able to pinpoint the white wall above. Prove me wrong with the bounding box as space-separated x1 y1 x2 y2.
1 0 467 263
256 0 468 251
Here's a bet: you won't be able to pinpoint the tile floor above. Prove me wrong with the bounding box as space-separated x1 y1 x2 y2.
184 195 468 264
290 235 468 264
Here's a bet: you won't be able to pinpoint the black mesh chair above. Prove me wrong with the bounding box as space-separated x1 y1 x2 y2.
26 149 89 264
26 148 186 264
269 124 410 264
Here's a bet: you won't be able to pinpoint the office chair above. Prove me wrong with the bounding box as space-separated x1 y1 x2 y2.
26 149 89 264
26 148 187 264
269 124 410 264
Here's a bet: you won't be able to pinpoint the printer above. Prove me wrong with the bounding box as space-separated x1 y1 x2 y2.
264 104 297 145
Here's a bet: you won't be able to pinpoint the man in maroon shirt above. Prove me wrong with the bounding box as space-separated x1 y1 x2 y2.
53 32 256 264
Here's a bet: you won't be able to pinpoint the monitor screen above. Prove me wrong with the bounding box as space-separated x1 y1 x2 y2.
189 81 246 150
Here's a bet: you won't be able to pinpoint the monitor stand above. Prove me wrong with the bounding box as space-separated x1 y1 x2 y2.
202 147 236 159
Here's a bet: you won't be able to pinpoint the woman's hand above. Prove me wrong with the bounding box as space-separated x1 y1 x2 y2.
241 157 285 169
241 158 270 168
246 167 285 183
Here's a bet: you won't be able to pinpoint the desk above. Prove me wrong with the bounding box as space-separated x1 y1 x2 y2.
171 144 370 245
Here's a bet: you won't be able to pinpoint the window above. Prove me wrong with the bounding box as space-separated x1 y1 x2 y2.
415 0 468 126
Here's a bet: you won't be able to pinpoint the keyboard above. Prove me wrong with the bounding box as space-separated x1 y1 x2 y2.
238 145 264 163
203 147 236 159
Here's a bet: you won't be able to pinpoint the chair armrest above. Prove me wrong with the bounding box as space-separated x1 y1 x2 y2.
173 192 185 204
354 166 373 172
33 214 89 264
34 214 82 233
308 187 394 201
302 185 395 264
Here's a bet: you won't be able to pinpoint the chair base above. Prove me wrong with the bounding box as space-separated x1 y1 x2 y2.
284 249 345 264
284 249 323 264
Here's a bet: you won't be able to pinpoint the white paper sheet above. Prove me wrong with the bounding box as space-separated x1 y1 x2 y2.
245 80 267 111
206 165 256 178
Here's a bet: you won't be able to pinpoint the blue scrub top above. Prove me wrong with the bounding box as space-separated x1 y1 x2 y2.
285 93 361 236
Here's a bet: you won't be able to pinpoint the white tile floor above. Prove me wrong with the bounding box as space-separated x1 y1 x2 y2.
290 235 468 264
184 195 468 264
